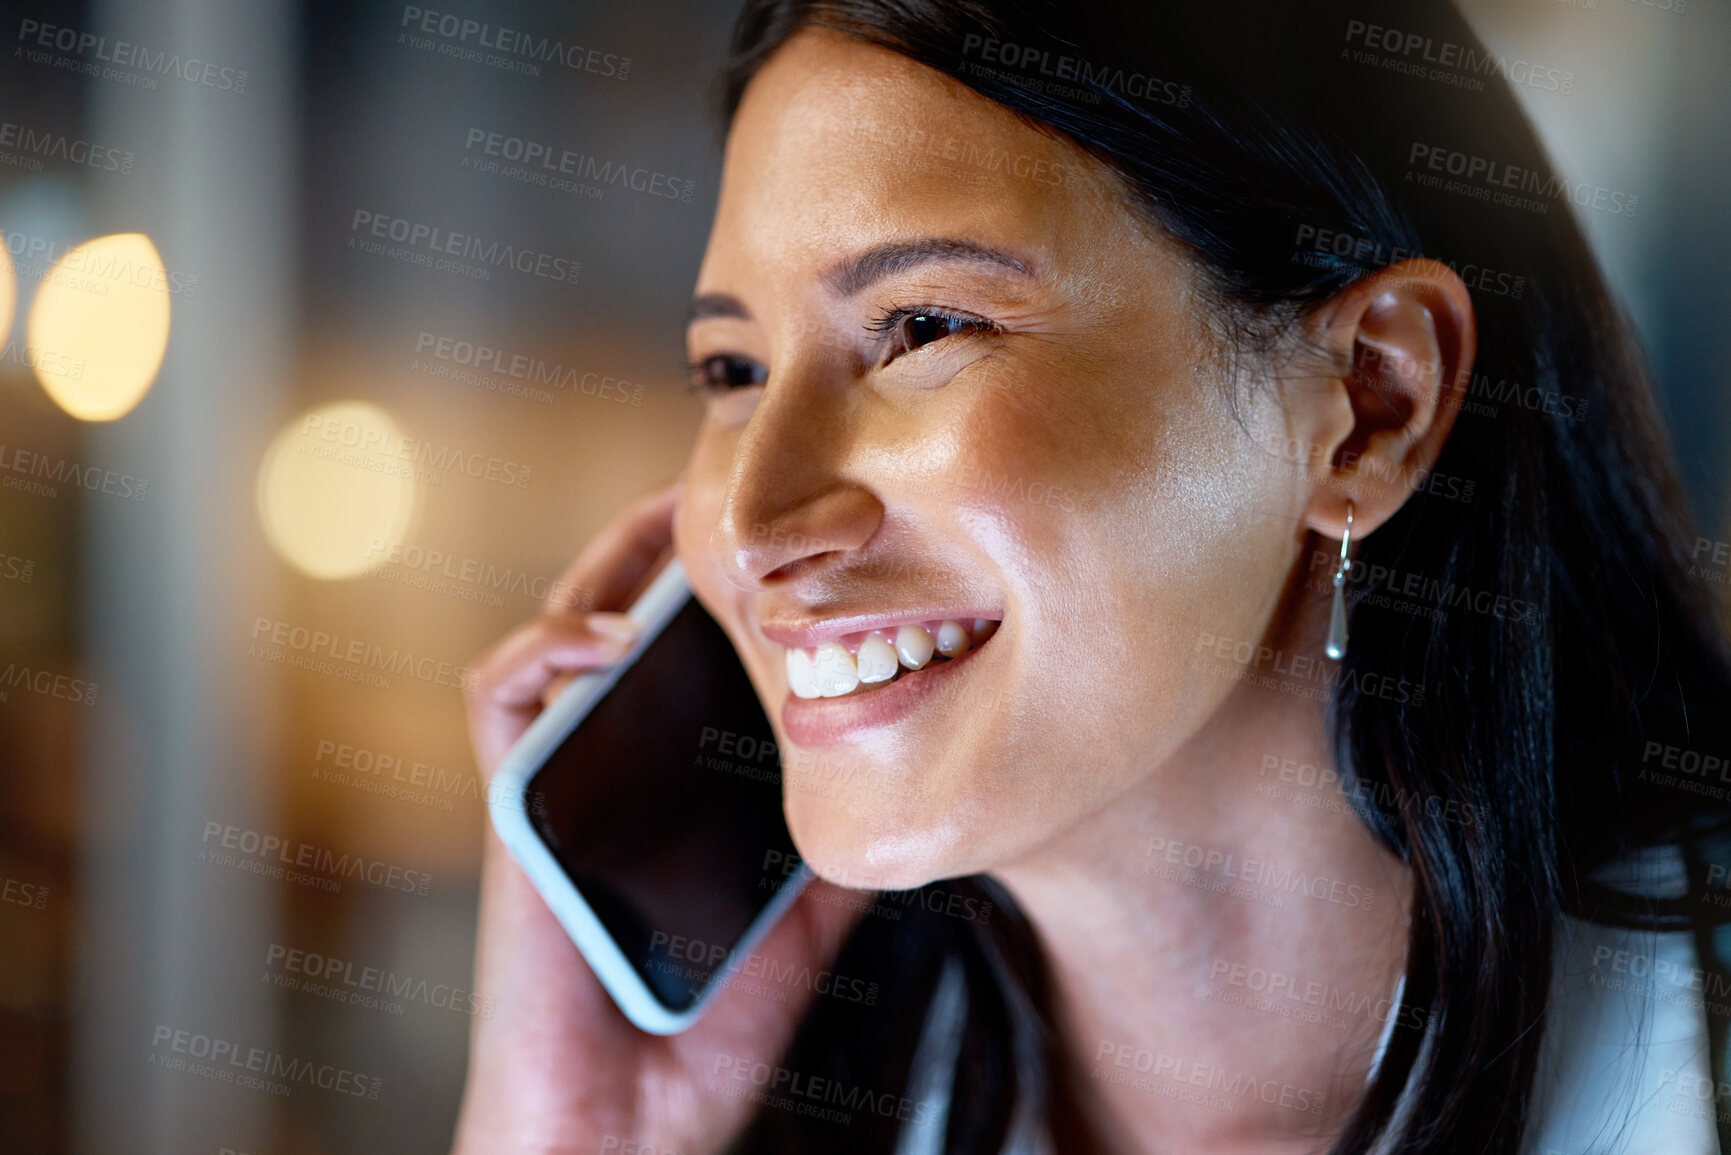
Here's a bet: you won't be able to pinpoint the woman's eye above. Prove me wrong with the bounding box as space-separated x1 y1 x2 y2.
687 354 767 393
900 313 969 351
869 308 997 366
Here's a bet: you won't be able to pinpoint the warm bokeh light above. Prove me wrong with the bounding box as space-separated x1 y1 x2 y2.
25 232 172 421
0 243 15 340
256 400 419 580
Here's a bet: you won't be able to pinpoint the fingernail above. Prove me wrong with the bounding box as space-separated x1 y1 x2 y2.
587 613 642 642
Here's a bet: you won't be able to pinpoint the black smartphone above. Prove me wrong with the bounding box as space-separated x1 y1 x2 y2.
488 559 810 1033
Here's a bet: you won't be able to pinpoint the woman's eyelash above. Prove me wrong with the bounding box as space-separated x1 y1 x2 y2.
687 307 999 394
686 354 767 393
863 305 1002 364
862 305 997 338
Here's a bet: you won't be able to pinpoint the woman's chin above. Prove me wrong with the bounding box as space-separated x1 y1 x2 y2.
783 785 971 894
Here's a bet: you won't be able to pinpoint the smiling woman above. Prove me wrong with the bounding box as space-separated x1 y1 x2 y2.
453 2 1731 1154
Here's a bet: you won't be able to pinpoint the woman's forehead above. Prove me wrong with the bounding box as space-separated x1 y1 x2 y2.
712 29 1119 262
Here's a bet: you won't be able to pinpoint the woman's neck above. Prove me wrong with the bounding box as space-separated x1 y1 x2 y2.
992 671 1413 1155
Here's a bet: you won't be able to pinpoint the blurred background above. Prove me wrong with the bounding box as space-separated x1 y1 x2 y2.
0 0 1726 1152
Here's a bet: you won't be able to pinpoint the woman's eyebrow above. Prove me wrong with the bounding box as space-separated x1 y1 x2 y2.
820 237 1035 297
684 238 1035 330
687 293 751 327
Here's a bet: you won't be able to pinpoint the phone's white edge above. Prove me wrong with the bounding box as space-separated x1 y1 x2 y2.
487 558 813 1036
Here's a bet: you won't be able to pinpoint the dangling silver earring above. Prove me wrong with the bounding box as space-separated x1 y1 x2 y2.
1325 501 1355 661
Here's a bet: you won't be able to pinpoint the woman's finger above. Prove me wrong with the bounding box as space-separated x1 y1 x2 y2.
465 615 641 775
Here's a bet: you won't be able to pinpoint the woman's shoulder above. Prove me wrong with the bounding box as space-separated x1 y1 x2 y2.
893 849 1727 1155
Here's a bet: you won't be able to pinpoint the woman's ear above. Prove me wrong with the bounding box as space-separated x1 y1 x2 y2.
1291 257 1477 541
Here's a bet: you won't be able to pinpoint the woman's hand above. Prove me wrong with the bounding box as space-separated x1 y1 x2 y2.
452 479 866 1155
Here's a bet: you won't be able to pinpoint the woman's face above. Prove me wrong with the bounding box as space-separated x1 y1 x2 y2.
676 29 1312 889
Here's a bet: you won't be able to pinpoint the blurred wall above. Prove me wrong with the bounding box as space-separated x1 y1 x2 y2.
0 1 1726 1152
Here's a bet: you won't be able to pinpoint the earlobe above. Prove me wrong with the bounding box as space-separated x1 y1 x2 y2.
1300 258 1477 541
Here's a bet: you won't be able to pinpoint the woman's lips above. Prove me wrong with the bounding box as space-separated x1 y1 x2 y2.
779 619 1000 747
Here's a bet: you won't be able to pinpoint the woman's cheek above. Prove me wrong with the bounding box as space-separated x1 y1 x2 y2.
675 423 731 553
673 426 747 651
671 482 709 578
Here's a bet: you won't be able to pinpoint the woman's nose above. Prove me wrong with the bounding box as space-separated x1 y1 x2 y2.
708 372 884 590
713 485 883 588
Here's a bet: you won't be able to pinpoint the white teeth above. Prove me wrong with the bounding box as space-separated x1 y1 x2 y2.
894 624 936 671
935 620 970 658
856 633 899 684
813 641 860 698
786 647 822 700
788 619 1000 700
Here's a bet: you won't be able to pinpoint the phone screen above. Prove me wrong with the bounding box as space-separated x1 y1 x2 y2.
527 595 798 1012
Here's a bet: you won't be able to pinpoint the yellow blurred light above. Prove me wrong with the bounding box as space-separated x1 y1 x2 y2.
256 401 419 580
0 243 14 339
26 232 171 421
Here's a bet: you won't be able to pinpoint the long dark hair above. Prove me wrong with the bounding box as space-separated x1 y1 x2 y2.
713 2 1731 1151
